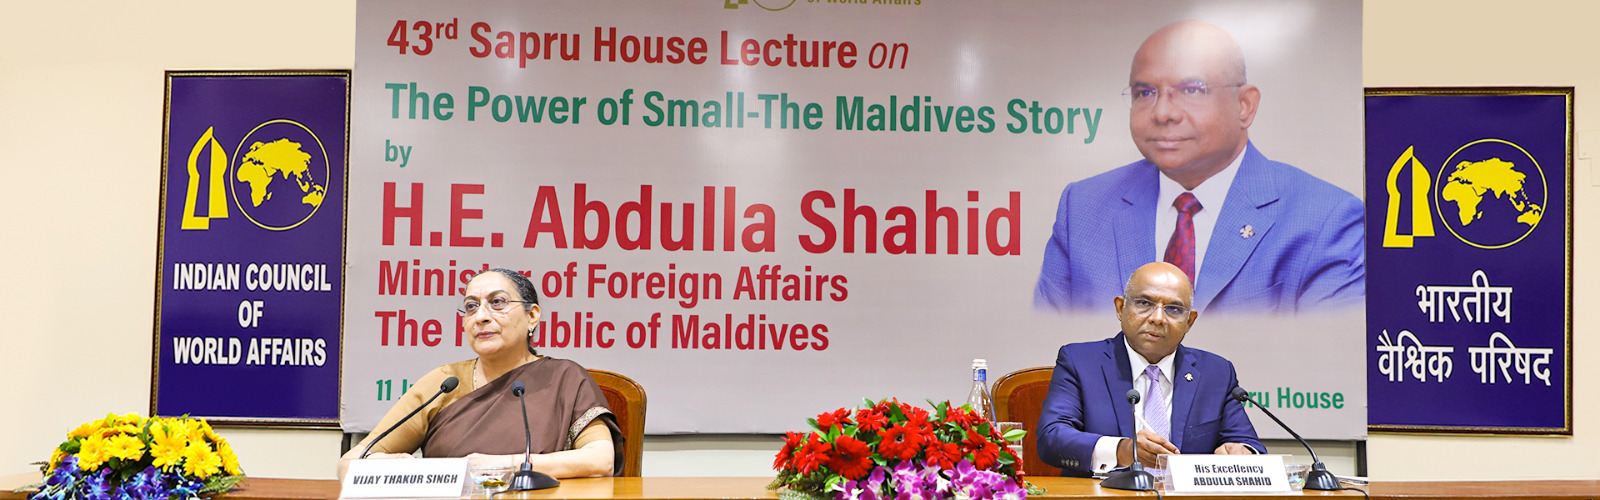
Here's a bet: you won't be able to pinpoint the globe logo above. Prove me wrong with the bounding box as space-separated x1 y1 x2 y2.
724 0 796 11
1432 139 1546 249
228 119 330 231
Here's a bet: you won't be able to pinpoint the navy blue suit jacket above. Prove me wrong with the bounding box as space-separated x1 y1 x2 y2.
1035 334 1264 477
1034 143 1364 313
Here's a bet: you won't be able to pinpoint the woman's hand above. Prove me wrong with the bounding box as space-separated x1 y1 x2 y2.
465 452 515 469
460 445 611 479
365 452 418 460
338 451 416 480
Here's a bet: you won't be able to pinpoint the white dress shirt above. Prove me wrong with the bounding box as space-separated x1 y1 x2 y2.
1087 338 1175 473
1154 150 1245 280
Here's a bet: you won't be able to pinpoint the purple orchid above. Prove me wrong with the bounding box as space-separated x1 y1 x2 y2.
77 468 114 500
121 466 170 500
828 456 1026 500
941 459 1024 500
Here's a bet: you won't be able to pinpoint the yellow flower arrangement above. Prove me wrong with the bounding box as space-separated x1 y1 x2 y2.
216 439 242 476
30 414 245 500
181 442 223 479
67 421 99 441
75 435 112 472
47 448 66 471
149 423 188 471
106 434 145 461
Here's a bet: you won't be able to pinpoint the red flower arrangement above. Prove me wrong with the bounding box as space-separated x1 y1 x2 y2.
769 399 1027 499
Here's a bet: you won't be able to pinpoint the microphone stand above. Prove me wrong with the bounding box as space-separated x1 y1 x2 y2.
1232 387 1338 491
1101 389 1156 491
508 381 560 491
361 377 459 459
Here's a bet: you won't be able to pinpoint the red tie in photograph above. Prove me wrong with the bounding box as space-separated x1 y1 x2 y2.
1163 193 1202 282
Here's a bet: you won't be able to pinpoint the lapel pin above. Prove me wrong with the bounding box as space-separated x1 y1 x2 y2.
1240 225 1254 239
1185 373 1193 381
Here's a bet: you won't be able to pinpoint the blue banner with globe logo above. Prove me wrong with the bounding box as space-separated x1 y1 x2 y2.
154 72 348 424
1364 89 1571 433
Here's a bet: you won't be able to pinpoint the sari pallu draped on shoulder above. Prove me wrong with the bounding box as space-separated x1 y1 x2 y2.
423 357 623 475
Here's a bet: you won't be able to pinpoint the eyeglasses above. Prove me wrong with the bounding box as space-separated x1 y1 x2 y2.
1127 297 1191 320
1123 81 1244 109
459 296 532 316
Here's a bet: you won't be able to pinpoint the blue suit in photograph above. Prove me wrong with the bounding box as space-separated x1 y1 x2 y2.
1035 333 1264 477
1033 143 1365 314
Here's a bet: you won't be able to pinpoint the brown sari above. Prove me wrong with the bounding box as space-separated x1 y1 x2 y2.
421 357 622 474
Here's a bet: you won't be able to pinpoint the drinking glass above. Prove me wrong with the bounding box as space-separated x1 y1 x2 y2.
995 421 1024 466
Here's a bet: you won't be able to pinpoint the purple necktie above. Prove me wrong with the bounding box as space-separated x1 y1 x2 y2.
1163 193 1202 283
1143 364 1170 471
1143 364 1169 440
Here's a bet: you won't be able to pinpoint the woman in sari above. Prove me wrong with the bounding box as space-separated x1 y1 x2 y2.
337 268 619 479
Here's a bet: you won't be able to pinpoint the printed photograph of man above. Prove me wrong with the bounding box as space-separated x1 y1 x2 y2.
1034 20 1364 314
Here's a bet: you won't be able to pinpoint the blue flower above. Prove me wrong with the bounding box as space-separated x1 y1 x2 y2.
28 473 71 500
122 467 170 500
169 478 203 500
31 455 83 500
78 468 114 500
42 469 72 488
27 486 66 500
56 456 81 474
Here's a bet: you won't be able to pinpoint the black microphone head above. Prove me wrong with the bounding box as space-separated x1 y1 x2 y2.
1230 386 1250 402
441 376 460 393
511 380 526 397
1125 388 1141 404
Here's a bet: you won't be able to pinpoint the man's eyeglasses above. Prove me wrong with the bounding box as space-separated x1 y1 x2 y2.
459 296 532 316
1123 81 1244 109
1127 297 1190 320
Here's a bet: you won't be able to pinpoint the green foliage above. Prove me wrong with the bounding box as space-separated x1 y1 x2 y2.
201 474 247 495
1002 428 1026 443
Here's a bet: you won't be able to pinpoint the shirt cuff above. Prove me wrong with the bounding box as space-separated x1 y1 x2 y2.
1091 436 1124 472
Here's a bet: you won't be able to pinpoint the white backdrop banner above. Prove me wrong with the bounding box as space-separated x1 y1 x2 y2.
346 0 1366 439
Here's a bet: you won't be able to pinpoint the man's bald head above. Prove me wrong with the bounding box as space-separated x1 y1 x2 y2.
1123 261 1195 304
1134 20 1247 87
1127 20 1260 191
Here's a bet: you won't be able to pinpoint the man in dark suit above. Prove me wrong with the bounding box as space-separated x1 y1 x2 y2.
1034 20 1364 314
1036 261 1263 477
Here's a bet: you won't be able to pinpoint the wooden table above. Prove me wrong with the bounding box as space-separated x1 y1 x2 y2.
5 474 1598 500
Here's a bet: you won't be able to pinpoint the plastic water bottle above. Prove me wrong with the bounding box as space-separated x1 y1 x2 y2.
967 359 996 422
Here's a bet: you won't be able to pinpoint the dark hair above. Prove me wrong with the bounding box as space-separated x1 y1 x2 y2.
483 268 540 355
485 268 540 307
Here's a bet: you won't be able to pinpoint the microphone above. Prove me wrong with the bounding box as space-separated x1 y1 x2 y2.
507 381 560 491
1100 389 1156 491
361 377 460 459
1230 387 1338 491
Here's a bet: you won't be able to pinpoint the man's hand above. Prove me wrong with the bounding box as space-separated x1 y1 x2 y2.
1118 429 1180 468
1214 442 1254 455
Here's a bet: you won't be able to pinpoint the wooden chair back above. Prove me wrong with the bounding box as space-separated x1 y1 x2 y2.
589 369 646 477
992 366 1062 477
